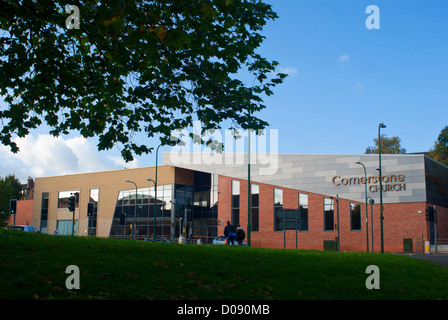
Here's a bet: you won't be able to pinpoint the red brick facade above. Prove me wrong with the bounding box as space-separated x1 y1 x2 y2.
9 199 34 227
218 175 448 252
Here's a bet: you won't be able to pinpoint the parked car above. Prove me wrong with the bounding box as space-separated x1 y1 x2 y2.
212 235 246 246
8 225 40 233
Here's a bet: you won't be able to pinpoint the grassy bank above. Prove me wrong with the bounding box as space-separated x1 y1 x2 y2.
0 229 447 300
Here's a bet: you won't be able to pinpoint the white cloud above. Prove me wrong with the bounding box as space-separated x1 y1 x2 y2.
277 66 298 77
354 81 363 93
106 155 140 169
0 134 78 179
0 134 137 182
338 54 350 63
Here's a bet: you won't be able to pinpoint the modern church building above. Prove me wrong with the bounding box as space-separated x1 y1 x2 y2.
32 152 448 253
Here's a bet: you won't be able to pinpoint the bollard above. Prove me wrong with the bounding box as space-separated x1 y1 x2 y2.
424 241 430 254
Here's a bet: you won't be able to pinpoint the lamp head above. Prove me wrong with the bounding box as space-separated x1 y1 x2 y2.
147 178 154 182
356 161 362 164
379 123 386 128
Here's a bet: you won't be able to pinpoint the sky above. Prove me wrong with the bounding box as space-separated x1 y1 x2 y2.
1 0 447 182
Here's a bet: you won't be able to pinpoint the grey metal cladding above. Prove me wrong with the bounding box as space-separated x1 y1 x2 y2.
163 152 447 205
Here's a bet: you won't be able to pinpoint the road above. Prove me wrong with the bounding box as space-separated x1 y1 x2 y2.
396 253 448 268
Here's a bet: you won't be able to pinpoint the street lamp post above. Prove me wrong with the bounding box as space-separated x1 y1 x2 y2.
336 195 340 252
247 129 252 247
125 180 138 240
369 197 375 252
356 161 369 252
247 112 252 247
147 178 156 241
153 143 162 241
378 122 386 253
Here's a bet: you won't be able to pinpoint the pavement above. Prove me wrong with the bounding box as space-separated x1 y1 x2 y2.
396 253 448 268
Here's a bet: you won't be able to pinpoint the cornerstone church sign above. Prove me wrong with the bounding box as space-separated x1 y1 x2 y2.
332 174 407 193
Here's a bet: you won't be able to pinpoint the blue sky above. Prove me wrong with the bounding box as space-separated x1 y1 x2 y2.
1 0 447 182
259 0 448 154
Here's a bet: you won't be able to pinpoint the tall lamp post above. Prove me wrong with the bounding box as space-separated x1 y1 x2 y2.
356 161 369 252
147 178 156 241
125 180 138 240
378 122 386 253
247 113 252 247
368 197 375 252
152 143 162 241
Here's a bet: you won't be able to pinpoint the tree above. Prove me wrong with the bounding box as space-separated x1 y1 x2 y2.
0 174 22 227
428 125 448 166
0 0 287 161
365 134 406 154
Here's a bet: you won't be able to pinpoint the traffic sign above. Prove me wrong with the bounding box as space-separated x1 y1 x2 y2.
276 208 298 219
278 220 300 230
277 209 301 230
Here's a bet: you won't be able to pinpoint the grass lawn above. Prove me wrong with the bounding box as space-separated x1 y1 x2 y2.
1 229 447 300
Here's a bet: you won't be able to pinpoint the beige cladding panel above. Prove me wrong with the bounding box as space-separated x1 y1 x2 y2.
33 166 177 237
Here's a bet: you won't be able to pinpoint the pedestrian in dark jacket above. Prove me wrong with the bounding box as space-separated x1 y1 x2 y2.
224 221 236 245
236 225 245 246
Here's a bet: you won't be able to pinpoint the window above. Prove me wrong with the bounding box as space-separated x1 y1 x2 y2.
231 180 240 226
251 184 259 232
274 188 283 207
298 193 309 231
324 198 334 231
57 220 77 236
58 191 79 208
350 203 361 231
110 184 174 239
274 188 283 231
190 173 219 243
40 192 49 233
88 189 99 236
90 188 99 203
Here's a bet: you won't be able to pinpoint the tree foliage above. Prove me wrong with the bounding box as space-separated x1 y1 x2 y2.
0 174 22 227
0 0 286 161
365 134 406 154
429 125 448 166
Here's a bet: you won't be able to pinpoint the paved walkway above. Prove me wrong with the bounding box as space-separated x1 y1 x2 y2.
396 253 448 268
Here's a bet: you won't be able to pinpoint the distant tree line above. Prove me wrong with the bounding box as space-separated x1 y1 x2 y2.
428 125 448 166
365 135 406 154
364 125 448 167
0 174 22 228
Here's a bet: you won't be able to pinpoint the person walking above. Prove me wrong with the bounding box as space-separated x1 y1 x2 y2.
236 225 245 246
224 221 237 245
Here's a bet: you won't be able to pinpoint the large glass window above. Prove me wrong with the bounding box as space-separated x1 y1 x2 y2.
251 184 259 232
58 191 79 208
88 189 99 236
191 172 218 244
298 193 309 231
40 192 49 233
231 180 240 227
109 184 173 240
274 188 283 231
57 220 77 235
174 184 193 241
350 203 361 231
324 198 334 231
109 172 217 244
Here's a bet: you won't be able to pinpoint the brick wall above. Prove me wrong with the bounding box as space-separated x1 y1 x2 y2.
218 175 441 252
9 199 34 227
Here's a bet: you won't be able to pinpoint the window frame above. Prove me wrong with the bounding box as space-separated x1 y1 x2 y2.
323 198 334 231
